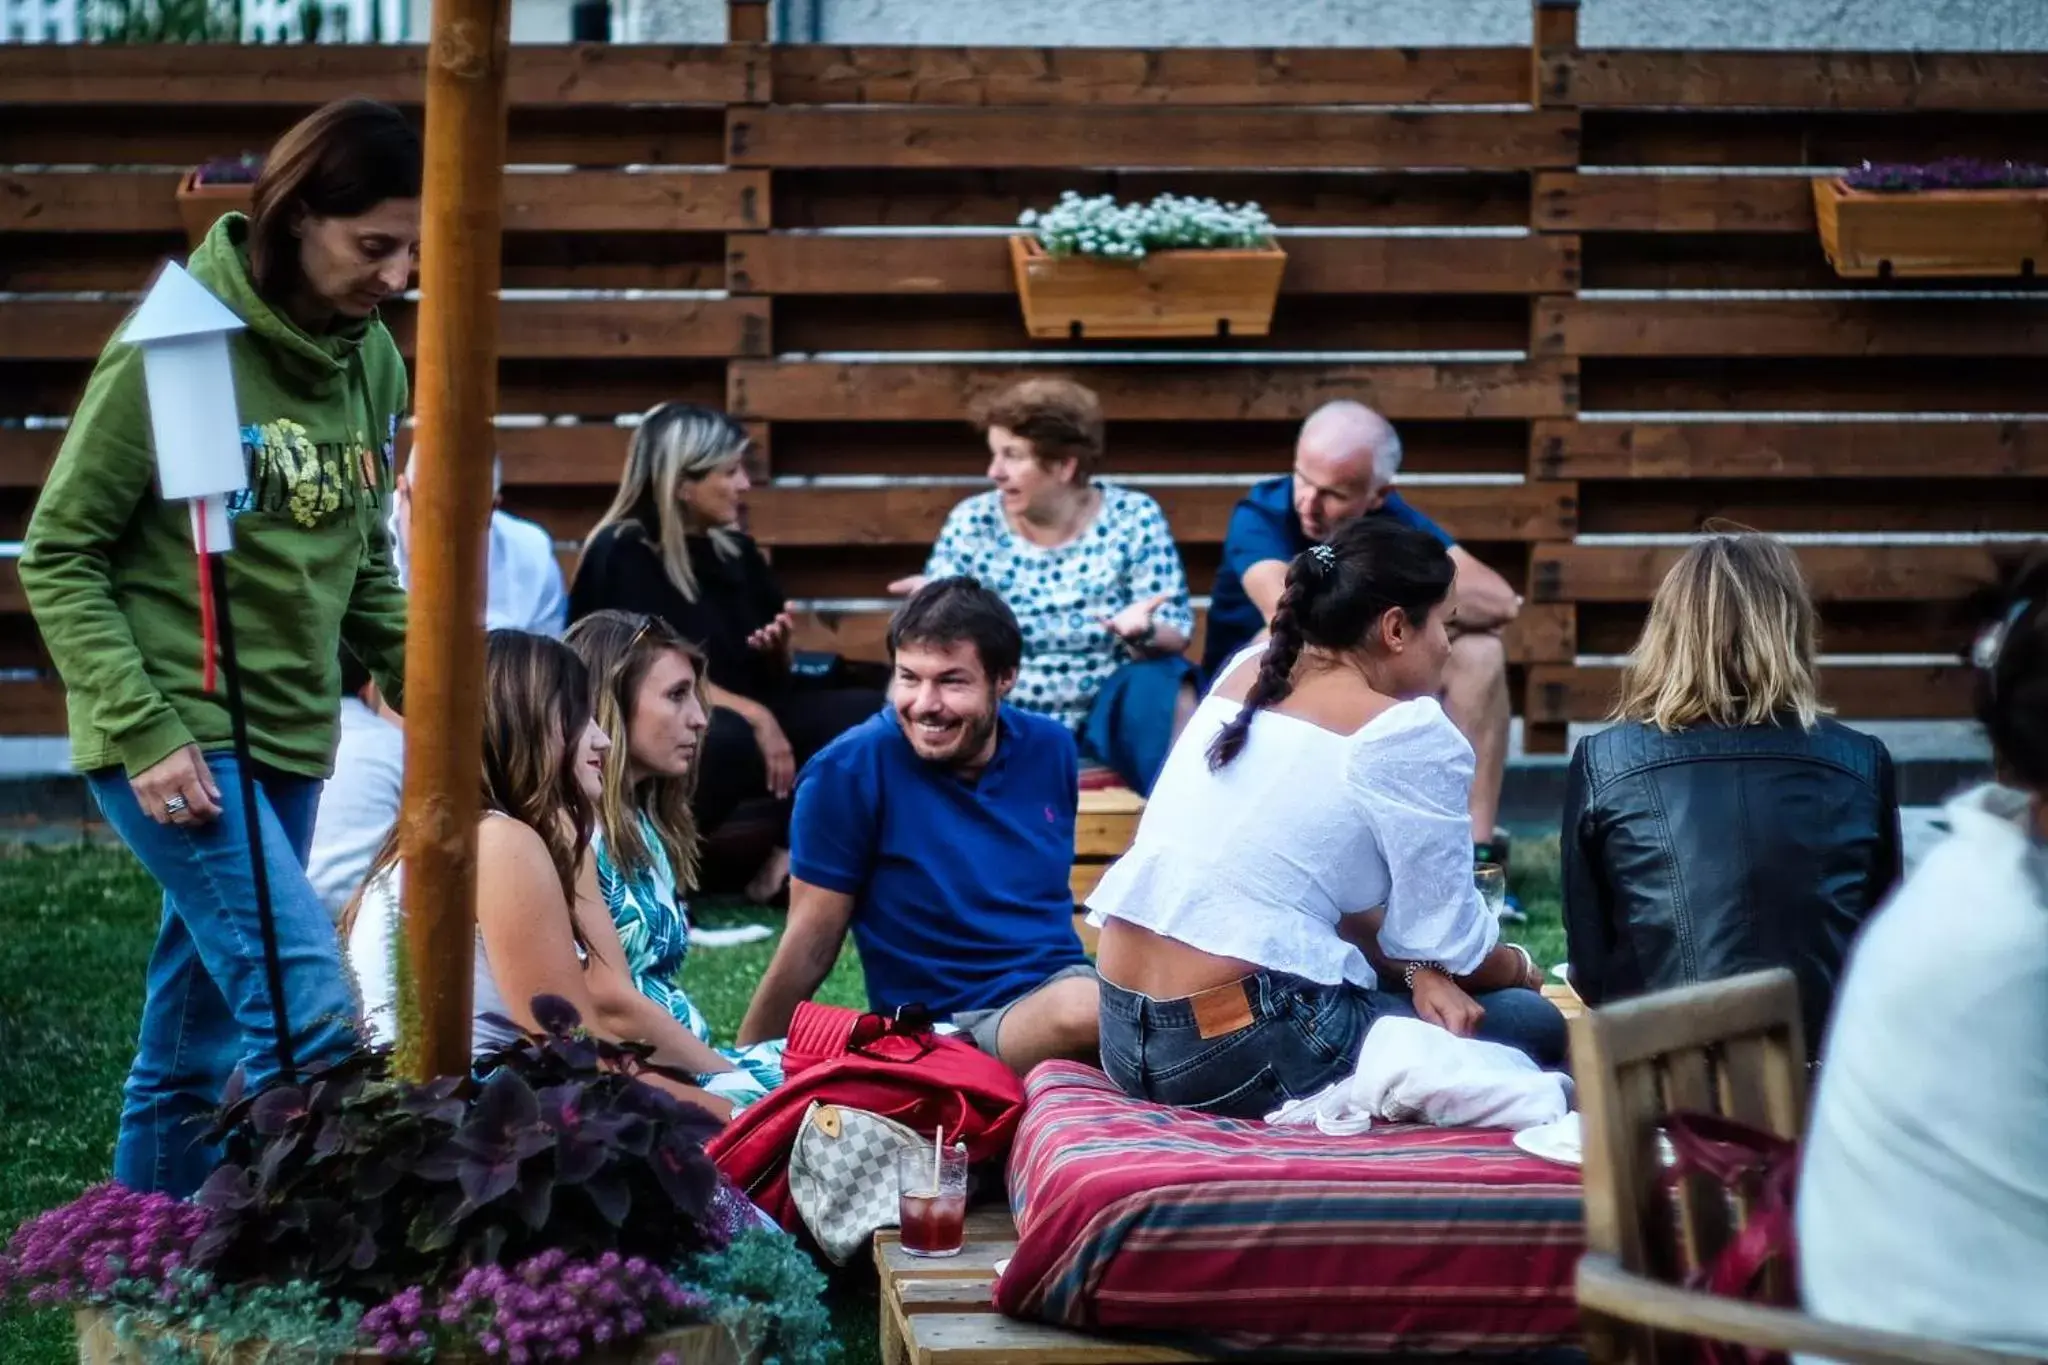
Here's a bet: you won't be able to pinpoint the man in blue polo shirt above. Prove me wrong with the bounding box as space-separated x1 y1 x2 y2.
736 577 1098 1076
1205 400 1524 853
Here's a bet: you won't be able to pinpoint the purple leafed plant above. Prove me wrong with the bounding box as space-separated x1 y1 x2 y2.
1842 157 2048 193
192 152 263 186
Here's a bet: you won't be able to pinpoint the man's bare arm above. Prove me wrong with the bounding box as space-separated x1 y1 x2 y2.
736 877 856 1045
1243 559 1290 626
1448 546 1523 631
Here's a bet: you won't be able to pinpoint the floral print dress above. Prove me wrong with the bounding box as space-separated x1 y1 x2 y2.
594 819 784 1110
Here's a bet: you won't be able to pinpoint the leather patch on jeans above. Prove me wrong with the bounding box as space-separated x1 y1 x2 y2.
1190 980 1256 1040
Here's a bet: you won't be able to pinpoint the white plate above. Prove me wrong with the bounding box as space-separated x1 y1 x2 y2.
1513 1112 1583 1167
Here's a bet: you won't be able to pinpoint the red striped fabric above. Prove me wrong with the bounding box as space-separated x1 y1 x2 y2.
996 1062 1586 1355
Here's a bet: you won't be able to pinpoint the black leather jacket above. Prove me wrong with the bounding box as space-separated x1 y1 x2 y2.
1561 717 1902 1054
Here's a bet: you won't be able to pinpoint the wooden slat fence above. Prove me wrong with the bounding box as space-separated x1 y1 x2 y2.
3 9 2044 750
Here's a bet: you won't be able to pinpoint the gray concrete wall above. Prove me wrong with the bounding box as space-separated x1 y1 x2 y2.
765 0 2044 50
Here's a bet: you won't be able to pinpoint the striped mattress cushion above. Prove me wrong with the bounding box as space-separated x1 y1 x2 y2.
996 1061 1586 1357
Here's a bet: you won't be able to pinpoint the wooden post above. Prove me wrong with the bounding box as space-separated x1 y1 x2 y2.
729 0 768 41
1521 0 1582 757
396 0 512 1081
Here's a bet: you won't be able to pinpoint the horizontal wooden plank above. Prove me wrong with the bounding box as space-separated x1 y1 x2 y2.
774 169 1533 230
1578 600 1979 656
1530 543 1998 604
0 430 57 487
1534 173 1813 234
1540 297 2048 359
772 294 1530 355
0 44 763 105
727 232 1577 295
1581 356 2048 414
907 1311 1212 1364
0 230 731 294
1550 50 2048 112
0 169 768 235
729 361 1577 422
766 418 1532 479
1525 663 1973 723
0 297 770 361
1579 110 2042 171
727 108 1581 171
1572 479 2048 536
0 677 66 735
748 481 1578 546
1533 419 2048 479
0 106 728 170
770 46 1530 106
791 600 1577 666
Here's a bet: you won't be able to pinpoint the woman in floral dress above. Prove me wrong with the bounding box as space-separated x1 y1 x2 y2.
567 610 784 1111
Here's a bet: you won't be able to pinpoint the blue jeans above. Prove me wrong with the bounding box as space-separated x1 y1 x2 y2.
1079 654 1201 796
1099 969 1567 1118
88 755 361 1196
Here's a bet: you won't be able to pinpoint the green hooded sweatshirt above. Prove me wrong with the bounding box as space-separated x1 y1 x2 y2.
21 213 409 780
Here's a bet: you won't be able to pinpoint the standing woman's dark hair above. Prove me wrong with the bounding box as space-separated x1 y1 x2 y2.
17 98 423 1199
1208 517 1456 769
247 98 422 304
1974 547 2048 794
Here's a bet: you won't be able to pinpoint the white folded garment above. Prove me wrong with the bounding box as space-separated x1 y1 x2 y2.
688 924 775 948
1265 1015 1573 1135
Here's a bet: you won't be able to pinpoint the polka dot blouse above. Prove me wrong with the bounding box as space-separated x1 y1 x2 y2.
924 483 1195 732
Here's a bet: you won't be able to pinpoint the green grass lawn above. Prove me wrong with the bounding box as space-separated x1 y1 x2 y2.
0 836 1566 1364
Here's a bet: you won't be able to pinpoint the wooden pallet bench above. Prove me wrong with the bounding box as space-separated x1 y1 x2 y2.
875 1205 1215 1365
1071 786 1144 949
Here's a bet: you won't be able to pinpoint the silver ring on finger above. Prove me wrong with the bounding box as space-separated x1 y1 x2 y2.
164 793 189 817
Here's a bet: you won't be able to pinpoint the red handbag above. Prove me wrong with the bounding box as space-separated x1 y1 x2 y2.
1662 1111 1802 1365
707 1002 1027 1230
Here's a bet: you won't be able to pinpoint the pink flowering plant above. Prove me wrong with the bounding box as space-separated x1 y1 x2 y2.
1 997 836 1363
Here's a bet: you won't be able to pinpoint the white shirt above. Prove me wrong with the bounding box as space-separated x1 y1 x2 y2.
306 697 404 922
346 857 526 1061
388 505 567 637
1797 784 2048 1355
1086 665 1498 988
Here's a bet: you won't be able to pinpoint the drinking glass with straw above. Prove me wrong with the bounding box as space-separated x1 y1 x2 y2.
897 1123 968 1258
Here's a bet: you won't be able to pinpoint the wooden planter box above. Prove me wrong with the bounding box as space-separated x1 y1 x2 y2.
176 169 256 252
1813 176 2048 278
1008 234 1286 339
78 1307 747 1364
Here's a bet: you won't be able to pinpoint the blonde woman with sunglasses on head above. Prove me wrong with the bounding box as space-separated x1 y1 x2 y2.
568 404 884 903
566 610 785 1113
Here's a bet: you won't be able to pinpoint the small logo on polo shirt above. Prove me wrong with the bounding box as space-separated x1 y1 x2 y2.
1044 805 1056 822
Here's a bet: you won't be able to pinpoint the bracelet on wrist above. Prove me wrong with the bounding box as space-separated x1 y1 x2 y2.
1402 960 1447 991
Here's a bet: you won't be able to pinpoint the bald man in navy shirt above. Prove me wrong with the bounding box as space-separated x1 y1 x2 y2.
1205 401 1524 852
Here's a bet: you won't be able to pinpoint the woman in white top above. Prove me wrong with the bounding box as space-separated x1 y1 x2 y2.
1089 516 1560 1117
343 630 733 1120
1797 552 2048 1354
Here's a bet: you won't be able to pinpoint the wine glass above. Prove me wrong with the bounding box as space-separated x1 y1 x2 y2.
1474 863 1508 919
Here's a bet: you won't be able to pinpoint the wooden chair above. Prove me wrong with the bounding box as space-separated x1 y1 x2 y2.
1571 968 2037 1365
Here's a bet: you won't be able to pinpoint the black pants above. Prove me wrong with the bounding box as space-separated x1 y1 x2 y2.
693 680 885 840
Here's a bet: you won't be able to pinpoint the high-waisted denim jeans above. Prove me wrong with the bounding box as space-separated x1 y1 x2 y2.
1099 969 1567 1118
88 755 361 1196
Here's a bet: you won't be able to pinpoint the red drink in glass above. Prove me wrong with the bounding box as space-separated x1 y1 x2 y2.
897 1143 969 1258
898 1191 967 1256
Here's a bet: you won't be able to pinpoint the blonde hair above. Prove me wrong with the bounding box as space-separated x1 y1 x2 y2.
565 610 705 893
1614 531 1829 732
580 402 749 604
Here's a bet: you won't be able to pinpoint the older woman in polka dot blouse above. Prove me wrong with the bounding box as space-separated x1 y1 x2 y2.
889 379 1198 795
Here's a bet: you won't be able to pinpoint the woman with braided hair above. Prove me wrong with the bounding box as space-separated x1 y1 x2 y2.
1084 516 1563 1117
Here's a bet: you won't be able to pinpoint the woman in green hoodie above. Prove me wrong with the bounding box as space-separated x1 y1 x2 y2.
20 99 419 1197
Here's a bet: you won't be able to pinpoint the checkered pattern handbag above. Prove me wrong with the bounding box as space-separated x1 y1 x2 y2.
788 1101 928 1264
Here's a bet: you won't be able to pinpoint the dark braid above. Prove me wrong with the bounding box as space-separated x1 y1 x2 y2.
1206 516 1457 771
1207 572 1315 769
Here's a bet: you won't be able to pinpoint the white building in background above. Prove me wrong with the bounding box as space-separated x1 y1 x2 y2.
3 0 403 41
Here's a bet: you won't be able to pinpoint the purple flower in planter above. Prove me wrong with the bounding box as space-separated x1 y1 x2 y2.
1843 157 2048 193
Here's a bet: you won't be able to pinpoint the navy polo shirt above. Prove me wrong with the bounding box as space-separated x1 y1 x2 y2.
789 703 1090 1017
1203 476 1455 676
